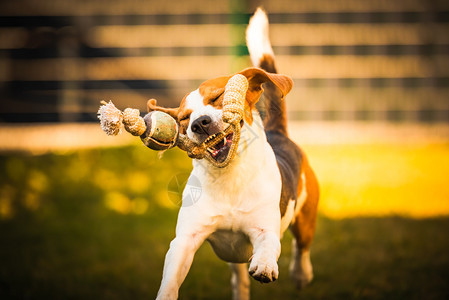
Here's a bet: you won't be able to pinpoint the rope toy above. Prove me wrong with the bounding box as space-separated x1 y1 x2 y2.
97 74 248 168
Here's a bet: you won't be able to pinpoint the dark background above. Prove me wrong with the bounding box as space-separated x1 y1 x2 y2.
1 0 448 123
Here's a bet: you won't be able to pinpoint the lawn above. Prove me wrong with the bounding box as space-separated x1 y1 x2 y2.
0 142 448 299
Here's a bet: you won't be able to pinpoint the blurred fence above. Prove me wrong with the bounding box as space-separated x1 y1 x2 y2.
0 0 448 123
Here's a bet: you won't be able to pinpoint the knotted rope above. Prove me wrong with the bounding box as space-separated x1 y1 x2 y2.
97 74 248 168
98 102 147 136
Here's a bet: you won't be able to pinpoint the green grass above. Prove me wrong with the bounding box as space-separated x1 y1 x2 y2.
1 144 449 299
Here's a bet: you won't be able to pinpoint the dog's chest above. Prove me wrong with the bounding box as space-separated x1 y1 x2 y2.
200 192 276 264
199 188 269 264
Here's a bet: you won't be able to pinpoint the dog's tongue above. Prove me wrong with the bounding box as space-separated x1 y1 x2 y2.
214 139 225 150
209 133 233 160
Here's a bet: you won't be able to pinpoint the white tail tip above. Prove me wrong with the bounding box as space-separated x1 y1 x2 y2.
246 7 274 67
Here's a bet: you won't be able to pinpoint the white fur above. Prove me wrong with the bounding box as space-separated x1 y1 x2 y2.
294 173 308 217
281 200 296 234
281 173 307 234
246 8 274 67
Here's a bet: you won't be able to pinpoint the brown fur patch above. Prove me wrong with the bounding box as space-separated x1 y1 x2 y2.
199 76 230 109
176 95 191 134
239 67 293 127
147 99 179 119
290 153 319 250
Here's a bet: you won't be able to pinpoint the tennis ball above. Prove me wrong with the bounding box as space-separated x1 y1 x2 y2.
140 111 179 150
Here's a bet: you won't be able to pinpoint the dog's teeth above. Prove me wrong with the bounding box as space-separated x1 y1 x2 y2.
224 137 226 146
207 148 213 154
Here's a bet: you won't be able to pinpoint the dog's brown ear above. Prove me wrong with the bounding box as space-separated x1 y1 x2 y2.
147 99 179 120
239 67 293 124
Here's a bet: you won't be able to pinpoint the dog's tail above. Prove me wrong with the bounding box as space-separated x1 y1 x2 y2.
246 7 288 134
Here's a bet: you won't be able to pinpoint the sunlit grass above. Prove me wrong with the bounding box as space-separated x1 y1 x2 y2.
305 143 449 218
0 146 190 220
2 141 447 220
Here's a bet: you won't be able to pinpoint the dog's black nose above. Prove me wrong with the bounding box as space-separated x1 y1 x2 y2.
191 115 212 135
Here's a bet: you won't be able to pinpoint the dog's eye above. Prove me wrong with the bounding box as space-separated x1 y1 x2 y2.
211 93 223 103
179 116 189 122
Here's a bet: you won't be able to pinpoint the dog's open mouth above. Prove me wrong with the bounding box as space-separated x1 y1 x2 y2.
200 120 243 164
206 132 233 163
202 124 235 163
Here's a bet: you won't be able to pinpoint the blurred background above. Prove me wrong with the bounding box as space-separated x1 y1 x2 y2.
0 0 448 299
1 0 448 123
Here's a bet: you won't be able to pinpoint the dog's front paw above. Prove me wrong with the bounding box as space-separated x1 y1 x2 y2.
248 255 279 283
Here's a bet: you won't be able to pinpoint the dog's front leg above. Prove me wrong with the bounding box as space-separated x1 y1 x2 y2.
156 231 209 300
247 228 281 283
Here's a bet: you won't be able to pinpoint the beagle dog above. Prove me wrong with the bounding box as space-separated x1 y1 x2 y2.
150 8 319 300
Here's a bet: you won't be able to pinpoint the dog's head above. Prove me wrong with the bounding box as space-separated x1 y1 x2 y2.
148 67 292 163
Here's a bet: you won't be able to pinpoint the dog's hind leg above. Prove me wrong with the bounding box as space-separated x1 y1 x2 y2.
230 263 250 300
289 160 319 289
